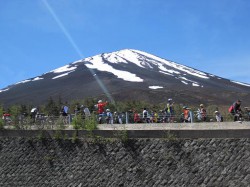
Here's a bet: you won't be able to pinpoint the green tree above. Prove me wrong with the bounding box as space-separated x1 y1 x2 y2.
45 97 60 116
9 105 22 125
84 97 98 112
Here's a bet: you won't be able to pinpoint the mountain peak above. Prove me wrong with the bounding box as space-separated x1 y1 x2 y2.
82 48 211 85
1 49 250 106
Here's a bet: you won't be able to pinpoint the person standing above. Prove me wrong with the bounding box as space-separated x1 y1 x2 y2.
118 113 123 124
134 111 141 123
96 100 108 114
95 100 108 124
152 111 159 123
182 106 190 123
62 105 69 116
106 109 113 124
83 106 91 118
199 104 207 122
61 103 69 124
114 112 123 124
165 98 174 123
214 111 223 122
143 108 150 123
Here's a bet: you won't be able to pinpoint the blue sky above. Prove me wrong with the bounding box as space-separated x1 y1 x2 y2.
1 0 250 89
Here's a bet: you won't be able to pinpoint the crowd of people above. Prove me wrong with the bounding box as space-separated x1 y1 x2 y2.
93 98 249 124
95 100 124 124
1 98 250 125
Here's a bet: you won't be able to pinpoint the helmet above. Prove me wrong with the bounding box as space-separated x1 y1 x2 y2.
200 104 204 107
168 98 172 101
98 100 102 103
106 109 110 112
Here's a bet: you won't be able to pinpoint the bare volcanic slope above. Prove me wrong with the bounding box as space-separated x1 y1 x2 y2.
0 49 250 106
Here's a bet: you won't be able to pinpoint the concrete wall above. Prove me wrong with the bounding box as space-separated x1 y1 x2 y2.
0 131 250 186
1 129 250 139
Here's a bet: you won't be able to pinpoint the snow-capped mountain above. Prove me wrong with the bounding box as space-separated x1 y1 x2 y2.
1 49 250 106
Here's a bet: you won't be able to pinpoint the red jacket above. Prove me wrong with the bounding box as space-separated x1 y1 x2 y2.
134 113 140 123
183 109 189 120
97 102 108 114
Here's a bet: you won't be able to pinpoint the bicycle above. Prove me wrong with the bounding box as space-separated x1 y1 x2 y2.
18 113 30 130
2 115 13 127
234 112 243 122
45 115 58 129
35 113 47 130
244 107 250 121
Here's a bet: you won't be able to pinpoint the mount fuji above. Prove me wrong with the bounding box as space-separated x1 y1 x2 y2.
1 49 250 106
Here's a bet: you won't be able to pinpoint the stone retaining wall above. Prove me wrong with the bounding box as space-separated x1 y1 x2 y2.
0 136 250 186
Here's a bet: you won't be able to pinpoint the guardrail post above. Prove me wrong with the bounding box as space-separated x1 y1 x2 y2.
68 114 73 124
126 112 128 124
190 111 194 123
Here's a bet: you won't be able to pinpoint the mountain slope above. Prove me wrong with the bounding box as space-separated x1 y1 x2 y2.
1 49 250 106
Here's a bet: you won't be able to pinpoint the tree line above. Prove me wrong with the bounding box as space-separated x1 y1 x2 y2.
0 96 232 121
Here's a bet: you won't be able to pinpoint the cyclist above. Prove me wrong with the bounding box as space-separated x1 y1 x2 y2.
2 112 12 125
30 107 38 123
229 100 242 121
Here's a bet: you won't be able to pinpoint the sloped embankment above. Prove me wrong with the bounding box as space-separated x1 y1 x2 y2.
0 137 250 186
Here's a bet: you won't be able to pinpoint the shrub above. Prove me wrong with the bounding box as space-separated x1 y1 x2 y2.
0 118 4 130
83 114 98 131
72 114 84 130
55 117 66 130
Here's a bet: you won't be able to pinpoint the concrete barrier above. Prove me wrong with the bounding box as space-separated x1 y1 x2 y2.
1 121 250 138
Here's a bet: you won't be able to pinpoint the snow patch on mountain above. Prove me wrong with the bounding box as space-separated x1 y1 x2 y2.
231 81 250 87
85 55 143 82
15 79 32 85
103 53 127 64
158 64 180 74
12 77 43 86
130 49 209 79
181 81 188 85
32 77 44 81
70 49 215 87
0 88 9 93
149 86 163 89
159 71 174 76
209 74 216 77
80 49 213 86
93 49 210 86
103 49 145 68
15 77 43 85
192 83 200 87
51 65 77 73
52 71 74 79
176 76 202 87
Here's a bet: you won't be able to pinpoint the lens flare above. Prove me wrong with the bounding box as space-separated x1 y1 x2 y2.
42 0 114 103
